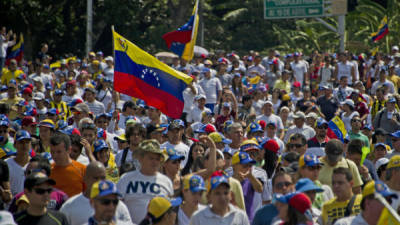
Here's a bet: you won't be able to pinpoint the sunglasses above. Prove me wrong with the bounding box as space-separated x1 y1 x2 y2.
99 198 119 206
288 143 303 148
317 125 328 129
351 119 361 123
34 188 53 195
82 123 96 129
275 181 292 189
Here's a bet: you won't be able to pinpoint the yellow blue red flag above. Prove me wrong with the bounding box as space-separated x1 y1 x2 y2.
113 30 193 119
6 34 24 65
371 16 389 42
327 116 347 142
162 0 199 61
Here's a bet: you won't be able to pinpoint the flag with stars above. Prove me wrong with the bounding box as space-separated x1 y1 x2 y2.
113 30 193 119
162 0 199 61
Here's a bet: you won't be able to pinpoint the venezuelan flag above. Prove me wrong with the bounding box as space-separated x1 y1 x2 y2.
162 0 199 61
371 16 389 42
5 34 24 65
113 30 193 119
50 56 77 69
327 116 347 142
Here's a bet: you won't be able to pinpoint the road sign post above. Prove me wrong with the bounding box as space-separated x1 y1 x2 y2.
264 0 325 19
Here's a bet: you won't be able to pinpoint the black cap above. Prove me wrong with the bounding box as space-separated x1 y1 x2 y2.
24 172 56 189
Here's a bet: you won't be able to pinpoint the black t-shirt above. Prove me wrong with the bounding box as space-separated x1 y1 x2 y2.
317 95 338 121
0 159 9 209
14 210 69 225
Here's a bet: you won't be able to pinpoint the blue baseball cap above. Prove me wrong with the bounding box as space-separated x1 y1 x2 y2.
208 132 232 144
165 148 185 161
183 175 206 193
15 130 31 141
232 151 256 165
298 153 323 167
54 89 63 95
168 119 185 130
47 108 59 115
96 113 112 120
16 100 28 107
275 192 298 203
93 139 109 152
375 143 386 149
316 118 328 127
194 123 216 134
390 130 400 138
295 178 324 193
388 97 397 103
0 116 10 127
90 180 121 199
362 124 373 130
247 122 263 133
57 120 68 130
209 176 230 192
222 146 235 156
202 68 210 73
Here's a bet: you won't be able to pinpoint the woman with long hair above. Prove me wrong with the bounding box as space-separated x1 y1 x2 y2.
139 196 181 225
340 99 359 131
231 72 247 101
260 138 280 178
181 142 206 176
273 192 314 225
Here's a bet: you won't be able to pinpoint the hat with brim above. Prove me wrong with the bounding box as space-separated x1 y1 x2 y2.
90 180 121 199
138 139 166 161
295 178 324 193
165 147 185 161
24 172 56 189
362 180 398 199
183 174 206 193
208 175 230 192
114 133 127 142
147 196 182 220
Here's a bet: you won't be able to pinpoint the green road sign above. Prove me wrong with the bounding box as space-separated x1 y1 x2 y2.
265 0 325 19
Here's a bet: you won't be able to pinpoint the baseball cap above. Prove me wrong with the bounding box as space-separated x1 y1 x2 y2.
306 112 318 120
293 111 306 119
39 119 55 129
387 155 400 169
15 130 31 141
71 103 90 113
259 138 280 154
222 146 235 156
105 56 113 62
57 120 68 130
375 157 389 171
298 153 323 167
97 128 107 140
54 89 63 95
68 98 84 107
0 115 10 127
138 139 165 160
90 180 121 199
147 196 182 220
201 68 210 74
194 94 206 101
33 92 45 101
85 87 96 94
315 118 328 127
183 174 206 193
295 178 323 193
66 80 77 86
47 108 60 115
342 99 355 108
24 172 56 190
388 96 396 103
266 121 277 128
222 102 231 109
94 139 109 152
208 175 230 192
362 180 397 199
247 122 263 133
375 142 386 149
390 130 400 138
195 123 216 134
263 100 273 106
240 139 260 152
392 45 399 51
232 151 256 165
293 81 301 88
208 132 232 144
204 59 212 65
168 119 185 130
21 116 38 127
164 147 185 161
114 133 127 142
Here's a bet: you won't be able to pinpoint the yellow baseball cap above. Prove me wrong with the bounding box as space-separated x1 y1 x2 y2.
239 139 260 152
147 196 182 220
90 180 121 199
387 155 400 169
362 180 397 199
298 153 322 168
231 151 256 165
182 174 206 192
208 132 232 144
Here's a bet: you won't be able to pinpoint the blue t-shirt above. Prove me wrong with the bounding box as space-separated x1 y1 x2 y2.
252 204 278 225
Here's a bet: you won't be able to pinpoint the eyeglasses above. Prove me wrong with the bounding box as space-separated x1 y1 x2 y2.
275 181 292 189
34 188 53 195
288 143 303 148
99 198 119 206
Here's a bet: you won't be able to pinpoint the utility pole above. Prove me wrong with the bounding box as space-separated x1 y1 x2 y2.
86 0 93 56
338 15 345 52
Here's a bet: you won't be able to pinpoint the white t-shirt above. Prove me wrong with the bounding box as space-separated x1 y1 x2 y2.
337 61 354 84
161 141 190 168
290 61 308 85
60 193 132 225
284 124 316 143
5 157 28 196
182 84 205 113
198 77 222 104
341 111 360 131
117 170 173 224
190 204 249 225
76 154 90 165
187 106 211 123
85 100 105 116
256 114 284 134
178 204 206 225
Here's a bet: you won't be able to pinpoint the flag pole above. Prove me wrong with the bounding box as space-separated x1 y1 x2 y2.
375 193 400 222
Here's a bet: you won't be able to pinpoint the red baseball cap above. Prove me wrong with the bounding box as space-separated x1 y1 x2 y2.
21 116 38 127
293 81 301 88
23 88 33 95
260 139 280 154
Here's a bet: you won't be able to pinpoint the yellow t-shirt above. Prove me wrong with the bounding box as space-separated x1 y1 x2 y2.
321 194 362 225
0 96 24 120
1 69 24 84
388 75 400 93
106 153 120 183
318 157 363 188
273 79 291 93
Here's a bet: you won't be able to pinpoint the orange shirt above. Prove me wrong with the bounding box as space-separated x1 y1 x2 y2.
50 160 86 198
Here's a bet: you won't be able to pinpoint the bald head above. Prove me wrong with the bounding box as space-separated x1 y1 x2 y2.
83 162 107 197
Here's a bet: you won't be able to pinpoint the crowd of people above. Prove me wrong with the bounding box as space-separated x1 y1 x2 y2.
1 26 400 225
